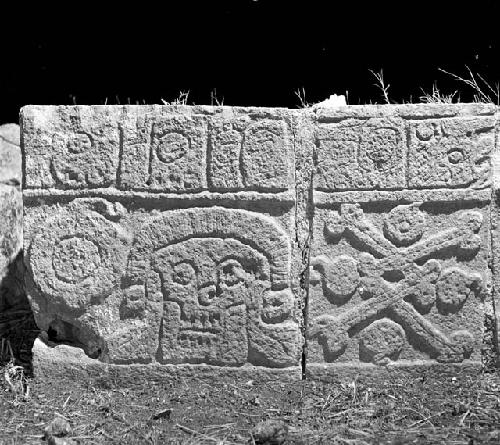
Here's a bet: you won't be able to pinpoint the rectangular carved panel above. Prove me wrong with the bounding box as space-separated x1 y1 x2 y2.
407 117 494 189
22 105 302 376
22 103 499 379
23 106 122 189
315 117 406 191
307 194 491 370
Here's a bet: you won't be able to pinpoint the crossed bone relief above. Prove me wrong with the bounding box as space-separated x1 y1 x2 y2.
309 202 487 365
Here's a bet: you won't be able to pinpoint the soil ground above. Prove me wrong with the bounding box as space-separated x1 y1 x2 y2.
1 360 499 445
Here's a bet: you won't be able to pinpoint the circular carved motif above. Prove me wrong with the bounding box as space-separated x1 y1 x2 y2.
156 132 189 163
30 204 127 312
447 148 464 164
384 205 426 247
438 330 475 363
359 318 405 364
328 255 360 298
407 282 436 313
436 268 473 313
415 124 435 141
52 237 101 283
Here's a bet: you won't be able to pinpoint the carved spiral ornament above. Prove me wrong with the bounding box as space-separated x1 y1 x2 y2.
29 204 127 312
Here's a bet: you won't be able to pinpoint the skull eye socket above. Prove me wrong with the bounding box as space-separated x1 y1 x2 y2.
219 259 247 288
172 261 196 286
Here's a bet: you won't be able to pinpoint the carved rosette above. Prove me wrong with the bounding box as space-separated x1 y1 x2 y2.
28 200 129 313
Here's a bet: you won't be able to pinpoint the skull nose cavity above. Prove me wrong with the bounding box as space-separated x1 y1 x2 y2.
198 283 218 306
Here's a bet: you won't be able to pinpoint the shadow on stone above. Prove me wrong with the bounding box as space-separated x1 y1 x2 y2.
0 250 39 373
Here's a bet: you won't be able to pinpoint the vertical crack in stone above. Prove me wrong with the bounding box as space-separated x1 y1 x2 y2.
293 111 315 380
301 170 314 379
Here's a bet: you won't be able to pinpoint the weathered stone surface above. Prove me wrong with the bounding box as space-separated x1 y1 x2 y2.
315 117 406 190
0 123 30 361
22 107 122 189
24 199 301 368
306 104 498 375
407 117 494 189
0 123 21 185
307 196 491 368
314 104 496 191
22 105 294 193
23 105 301 374
120 106 294 192
22 104 500 378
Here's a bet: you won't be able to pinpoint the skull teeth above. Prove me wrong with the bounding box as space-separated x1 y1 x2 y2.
181 310 221 332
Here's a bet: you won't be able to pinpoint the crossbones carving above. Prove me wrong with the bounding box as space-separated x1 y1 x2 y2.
309 203 485 364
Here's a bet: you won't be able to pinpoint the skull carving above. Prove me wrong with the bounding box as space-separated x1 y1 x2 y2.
119 207 300 367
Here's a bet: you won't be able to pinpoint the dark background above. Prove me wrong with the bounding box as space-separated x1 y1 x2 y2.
2 0 499 123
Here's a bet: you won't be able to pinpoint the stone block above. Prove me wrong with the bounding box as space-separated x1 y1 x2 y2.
22 105 302 376
313 104 496 192
0 123 21 185
21 103 500 379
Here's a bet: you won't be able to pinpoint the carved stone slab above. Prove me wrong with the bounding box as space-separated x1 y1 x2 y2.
307 104 497 376
22 105 302 376
0 123 23 318
308 196 490 367
22 104 500 378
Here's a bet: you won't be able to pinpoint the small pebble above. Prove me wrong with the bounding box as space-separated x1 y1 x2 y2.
251 419 288 445
44 416 72 438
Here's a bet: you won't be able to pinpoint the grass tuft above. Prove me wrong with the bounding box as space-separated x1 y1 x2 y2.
438 66 500 105
161 90 191 106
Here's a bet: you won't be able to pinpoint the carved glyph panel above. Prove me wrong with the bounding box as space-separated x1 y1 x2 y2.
314 113 495 192
118 107 293 192
22 106 295 193
119 111 208 191
23 106 121 189
308 200 491 366
208 116 292 191
314 118 406 191
407 117 494 189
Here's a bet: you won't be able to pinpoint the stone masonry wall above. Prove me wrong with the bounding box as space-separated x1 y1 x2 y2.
21 104 500 379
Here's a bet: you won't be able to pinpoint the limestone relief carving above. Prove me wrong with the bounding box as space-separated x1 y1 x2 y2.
408 117 494 189
121 207 299 367
28 199 130 313
22 106 121 189
119 110 292 192
309 202 488 365
314 119 406 191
